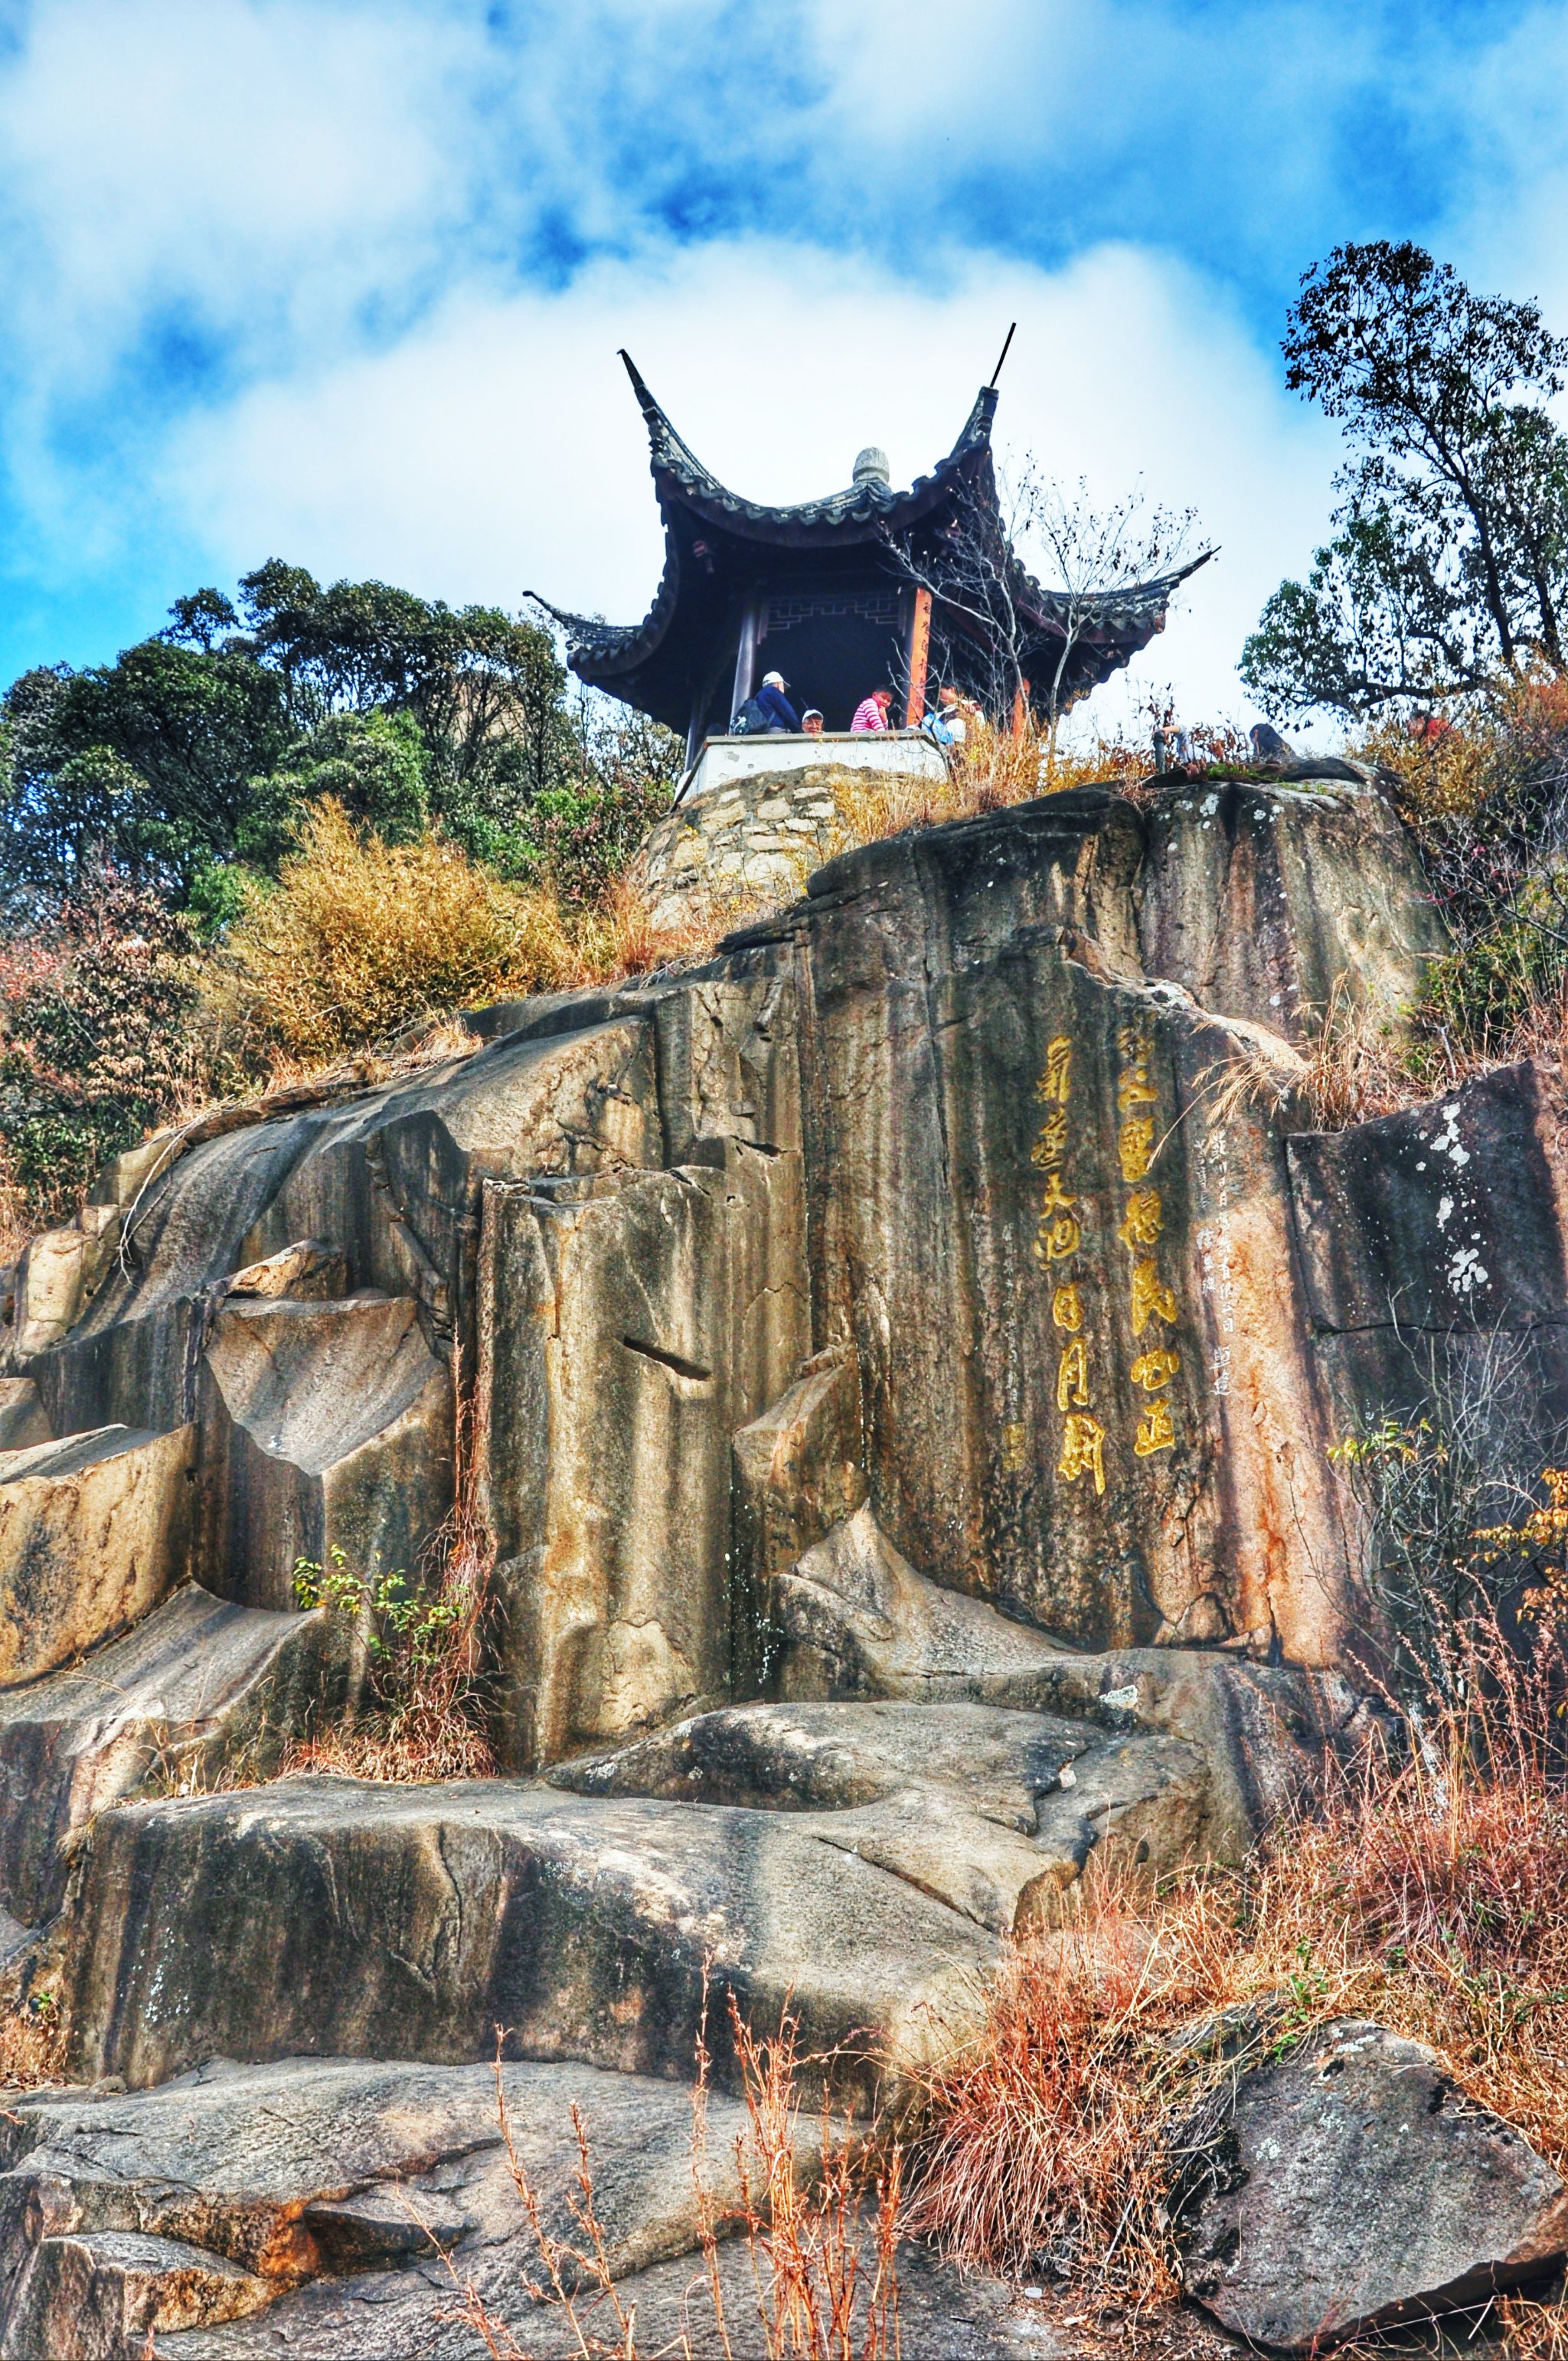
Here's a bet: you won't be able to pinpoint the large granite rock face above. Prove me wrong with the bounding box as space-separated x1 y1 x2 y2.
5 768 1565 2350
1181 2018 1568 2347
791 799 1358 1662
0 2057 801 2360
775 1505 1361 1860
0 1584 334 1925
475 1136 808 1768
197 1292 452 1612
0 775 1460 1704
1290 1057 1568 1499
61 1776 995 2098
1139 778 1446 1043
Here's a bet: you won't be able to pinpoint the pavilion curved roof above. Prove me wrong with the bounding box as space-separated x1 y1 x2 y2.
532 354 1214 727
616 349 1000 542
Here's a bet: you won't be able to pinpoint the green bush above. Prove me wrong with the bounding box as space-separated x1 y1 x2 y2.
239 709 431 870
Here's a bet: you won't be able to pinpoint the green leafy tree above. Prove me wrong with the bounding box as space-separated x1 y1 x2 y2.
530 703 683 902
0 637 288 907
235 564 579 847
1242 243 1568 718
239 709 431 870
1 569 681 931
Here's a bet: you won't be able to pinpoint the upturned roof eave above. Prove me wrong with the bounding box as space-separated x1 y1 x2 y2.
621 348 998 542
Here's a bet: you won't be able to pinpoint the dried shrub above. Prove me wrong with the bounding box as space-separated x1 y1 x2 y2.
903 1897 1184 2307
1501 2288 1568 2359
1297 974 1422 1128
1347 675 1568 1098
572 872 766 981
283 1376 498 1784
819 717 1112 857
208 800 582 1071
0 873 201 1222
0 1989 66 2092
456 1992 901 2359
908 1611 1568 2316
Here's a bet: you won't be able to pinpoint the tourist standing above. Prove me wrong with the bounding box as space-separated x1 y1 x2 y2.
851 687 893 733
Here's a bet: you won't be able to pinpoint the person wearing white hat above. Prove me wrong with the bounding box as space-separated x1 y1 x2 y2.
754 671 800 731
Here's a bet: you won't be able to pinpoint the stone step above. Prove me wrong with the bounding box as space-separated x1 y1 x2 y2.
0 2055 768 2360
0 1584 335 1925
60 1772 998 2099
552 1696 1210 1932
0 1425 196 1690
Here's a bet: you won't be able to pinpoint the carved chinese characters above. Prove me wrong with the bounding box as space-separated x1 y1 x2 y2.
1116 1025 1181 1460
1033 1035 1106 1495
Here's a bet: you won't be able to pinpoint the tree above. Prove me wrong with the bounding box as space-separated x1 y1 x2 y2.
887 471 1197 732
0 567 680 929
236 564 579 826
0 874 200 1217
1242 243 1568 718
240 710 431 873
0 640 289 909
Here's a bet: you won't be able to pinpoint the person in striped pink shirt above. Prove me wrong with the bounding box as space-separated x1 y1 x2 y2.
851 687 893 733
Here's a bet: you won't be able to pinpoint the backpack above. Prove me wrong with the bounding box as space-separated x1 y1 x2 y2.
730 697 771 735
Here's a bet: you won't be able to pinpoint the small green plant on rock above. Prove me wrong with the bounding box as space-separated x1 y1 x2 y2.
289 1536 495 1782
292 1546 468 1678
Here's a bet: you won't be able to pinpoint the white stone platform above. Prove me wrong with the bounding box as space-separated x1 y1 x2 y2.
678 730 948 806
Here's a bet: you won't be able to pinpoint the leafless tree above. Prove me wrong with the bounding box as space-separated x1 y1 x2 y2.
885 465 1199 735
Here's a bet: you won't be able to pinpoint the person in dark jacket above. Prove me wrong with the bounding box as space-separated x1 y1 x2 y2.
754 671 799 731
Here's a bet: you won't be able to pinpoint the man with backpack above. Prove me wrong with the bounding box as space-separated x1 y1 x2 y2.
732 671 799 733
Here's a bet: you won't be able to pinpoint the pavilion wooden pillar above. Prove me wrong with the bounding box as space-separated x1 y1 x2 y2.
905 587 932 727
730 601 760 726
1011 676 1031 740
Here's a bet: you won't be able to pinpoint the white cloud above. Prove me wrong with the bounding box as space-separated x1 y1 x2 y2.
0 0 479 397
167 235 1337 727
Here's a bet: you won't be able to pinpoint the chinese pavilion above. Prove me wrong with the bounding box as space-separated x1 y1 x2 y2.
539 351 1210 768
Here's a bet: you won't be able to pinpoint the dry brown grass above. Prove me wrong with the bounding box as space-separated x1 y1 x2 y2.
907 1620 1568 2319
821 717 1142 860
0 1990 67 2092
456 1992 901 2359
207 800 586 1069
578 871 777 976
1501 2288 1568 2359
1296 975 1423 1128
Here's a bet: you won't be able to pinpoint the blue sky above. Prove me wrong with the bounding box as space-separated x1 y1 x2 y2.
3 0 1568 728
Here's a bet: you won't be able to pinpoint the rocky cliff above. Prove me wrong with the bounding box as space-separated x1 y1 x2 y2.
0 771 1563 2353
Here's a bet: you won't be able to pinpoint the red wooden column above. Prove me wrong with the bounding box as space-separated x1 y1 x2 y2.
1011 676 1031 740
905 587 932 726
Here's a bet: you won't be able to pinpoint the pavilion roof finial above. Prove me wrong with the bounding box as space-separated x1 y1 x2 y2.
617 348 713 485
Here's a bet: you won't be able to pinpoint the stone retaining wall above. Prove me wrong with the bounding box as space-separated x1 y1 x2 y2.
632 764 852 929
